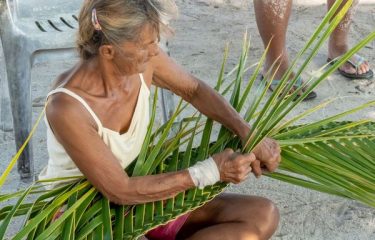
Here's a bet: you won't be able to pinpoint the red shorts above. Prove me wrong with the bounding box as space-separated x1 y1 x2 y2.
146 214 190 240
52 207 189 240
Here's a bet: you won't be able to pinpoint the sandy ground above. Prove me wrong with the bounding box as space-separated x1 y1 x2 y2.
1 0 375 239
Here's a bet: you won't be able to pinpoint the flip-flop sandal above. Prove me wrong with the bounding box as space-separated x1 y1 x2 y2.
327 54 374 80
261 76 317 101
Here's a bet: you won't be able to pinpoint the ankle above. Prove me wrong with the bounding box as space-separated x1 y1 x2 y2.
328 38 349 58
264 57 291 80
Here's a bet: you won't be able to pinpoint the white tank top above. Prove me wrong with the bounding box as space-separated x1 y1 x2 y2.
39 74 150 184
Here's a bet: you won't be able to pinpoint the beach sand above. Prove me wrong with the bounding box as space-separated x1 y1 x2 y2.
1 0 374 239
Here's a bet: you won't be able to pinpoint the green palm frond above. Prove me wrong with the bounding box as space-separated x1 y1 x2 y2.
269 121 375 206
1 0 375 238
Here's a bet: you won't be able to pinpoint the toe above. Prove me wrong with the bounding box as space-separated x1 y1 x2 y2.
358 65 364 75
364 61 370 72
360 64 367 74
358 59 370 74
342 63 356 74
363 65 368 74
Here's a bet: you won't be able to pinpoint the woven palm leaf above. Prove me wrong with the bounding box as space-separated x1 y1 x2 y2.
1 0 375 238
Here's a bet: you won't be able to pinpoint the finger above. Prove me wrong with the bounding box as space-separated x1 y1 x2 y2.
241 166 253 181
228 175 242 184
230 151 242 161
239 164 252 174
277 154 281 163
264 158 278 172
224 148 234 155
275 142 281 153
245 166 253 177
236 153 256 166
246 152 256 163
225 172 246 180
226 165 252 183
251 160 262 178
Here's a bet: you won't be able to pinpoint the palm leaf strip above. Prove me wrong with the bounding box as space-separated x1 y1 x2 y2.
1 2 375 238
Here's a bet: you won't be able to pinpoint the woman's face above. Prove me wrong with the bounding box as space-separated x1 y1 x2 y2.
113 24 160 75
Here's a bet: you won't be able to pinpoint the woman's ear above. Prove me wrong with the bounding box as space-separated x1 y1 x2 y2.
99 45 115 60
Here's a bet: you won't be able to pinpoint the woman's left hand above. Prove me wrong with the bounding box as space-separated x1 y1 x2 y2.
251 138 281 177
240 126 281 177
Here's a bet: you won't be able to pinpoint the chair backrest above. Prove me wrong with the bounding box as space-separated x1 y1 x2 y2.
12 0 80 18
9 0 81 33
0 0 78 36
0 0 83 61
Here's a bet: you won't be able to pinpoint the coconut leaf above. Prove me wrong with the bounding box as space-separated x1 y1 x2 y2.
1 2 375 239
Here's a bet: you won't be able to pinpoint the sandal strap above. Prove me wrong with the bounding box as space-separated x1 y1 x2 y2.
331 54 367 74
295 76 303 87
270 76 303 87
346 54 365 72
270 79 281 86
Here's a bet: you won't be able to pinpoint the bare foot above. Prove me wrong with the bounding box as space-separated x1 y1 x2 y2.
328 41 371 76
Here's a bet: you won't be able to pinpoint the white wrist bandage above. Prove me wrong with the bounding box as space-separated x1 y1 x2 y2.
188 157 220 189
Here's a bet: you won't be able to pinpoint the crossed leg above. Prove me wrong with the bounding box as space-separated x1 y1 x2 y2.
176 193 279 240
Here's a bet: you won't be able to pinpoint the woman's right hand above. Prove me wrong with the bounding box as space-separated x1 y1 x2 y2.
212 148 256 184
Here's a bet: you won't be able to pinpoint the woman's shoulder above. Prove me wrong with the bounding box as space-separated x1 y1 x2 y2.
50 64 81 90
47 68 95 128
46 90 98 138
46 89 84 121
47 66 79 110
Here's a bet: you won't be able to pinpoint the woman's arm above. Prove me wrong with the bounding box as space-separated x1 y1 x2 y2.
46 94 194 205
151 50 280 175
151 50 250 140
46 94 251 205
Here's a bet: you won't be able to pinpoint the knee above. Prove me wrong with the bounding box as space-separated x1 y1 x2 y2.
239 197 279 240
254 197 280 239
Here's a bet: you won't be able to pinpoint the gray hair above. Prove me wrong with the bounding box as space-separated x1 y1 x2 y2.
77 0 178 59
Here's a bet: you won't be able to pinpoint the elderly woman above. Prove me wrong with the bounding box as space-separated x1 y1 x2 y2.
39 0 280 239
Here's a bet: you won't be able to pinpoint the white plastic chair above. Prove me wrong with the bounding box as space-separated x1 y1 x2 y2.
0 0 175 179
0 0 81 179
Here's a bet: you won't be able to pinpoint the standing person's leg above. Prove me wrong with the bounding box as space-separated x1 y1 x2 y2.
327 0 373 79
253 0 317 100
253 0 292 80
